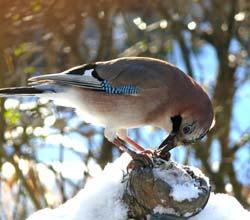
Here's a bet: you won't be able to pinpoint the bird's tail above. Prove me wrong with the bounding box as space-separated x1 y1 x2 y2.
0 84 56 97
0 87 43 97
0 84 75 108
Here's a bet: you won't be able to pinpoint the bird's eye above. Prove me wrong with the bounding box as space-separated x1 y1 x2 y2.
183 125 193 134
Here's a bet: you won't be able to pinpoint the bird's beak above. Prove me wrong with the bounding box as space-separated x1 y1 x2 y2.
158 132 178 153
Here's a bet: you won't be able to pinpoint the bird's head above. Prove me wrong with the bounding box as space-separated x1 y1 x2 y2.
177 109 215 145
159 93 215 154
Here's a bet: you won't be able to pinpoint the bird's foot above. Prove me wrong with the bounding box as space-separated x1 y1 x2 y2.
127 150 154 171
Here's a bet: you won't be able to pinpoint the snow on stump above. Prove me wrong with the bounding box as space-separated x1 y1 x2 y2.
123 157 210 219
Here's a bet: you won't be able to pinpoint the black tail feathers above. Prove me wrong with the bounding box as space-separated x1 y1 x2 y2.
0 86 44 97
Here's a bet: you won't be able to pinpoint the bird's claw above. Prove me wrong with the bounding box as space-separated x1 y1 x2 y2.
127 150 154 171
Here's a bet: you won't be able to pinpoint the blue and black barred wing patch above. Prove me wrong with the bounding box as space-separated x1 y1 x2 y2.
65 64 139 95
101 80 139 94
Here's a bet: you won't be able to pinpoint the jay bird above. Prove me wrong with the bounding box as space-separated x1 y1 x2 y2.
0 57 215 162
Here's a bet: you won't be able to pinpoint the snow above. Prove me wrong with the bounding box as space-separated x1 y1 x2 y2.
190 193 250 220
27 153 250 220
188 165 210 185
27 153 131 220
153 205 176 215
152 193 250 220
170 184 201 202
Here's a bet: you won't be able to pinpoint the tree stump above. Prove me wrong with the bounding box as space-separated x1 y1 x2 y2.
122 156 210 219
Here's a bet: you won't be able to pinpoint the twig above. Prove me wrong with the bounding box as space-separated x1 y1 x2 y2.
232 131 250 153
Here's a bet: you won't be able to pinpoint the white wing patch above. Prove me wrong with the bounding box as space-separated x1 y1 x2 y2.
84 69 94 77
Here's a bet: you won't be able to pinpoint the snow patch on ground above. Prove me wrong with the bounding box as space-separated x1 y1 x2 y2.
27 154 250 220
190 193 250 220
27 153 131 220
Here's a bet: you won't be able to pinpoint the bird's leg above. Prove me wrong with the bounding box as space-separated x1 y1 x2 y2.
105 127 153 169
117 129 145 152
118 132 154 165
112 137 153 169
124 136 145 152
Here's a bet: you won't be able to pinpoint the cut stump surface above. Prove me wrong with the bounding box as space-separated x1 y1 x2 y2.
122 156 210 219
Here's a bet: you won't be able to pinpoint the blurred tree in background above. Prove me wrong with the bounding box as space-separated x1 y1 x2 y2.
0 0 249 219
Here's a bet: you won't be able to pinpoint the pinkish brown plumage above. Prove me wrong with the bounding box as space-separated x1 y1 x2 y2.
0 57 215 156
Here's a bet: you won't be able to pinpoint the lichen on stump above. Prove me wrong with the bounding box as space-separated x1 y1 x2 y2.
122 156 210 219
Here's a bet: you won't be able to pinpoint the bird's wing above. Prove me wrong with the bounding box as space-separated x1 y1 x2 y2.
29 57 178 95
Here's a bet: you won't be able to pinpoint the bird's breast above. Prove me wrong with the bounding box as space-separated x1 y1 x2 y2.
65 88 151 128
45 86 172 130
